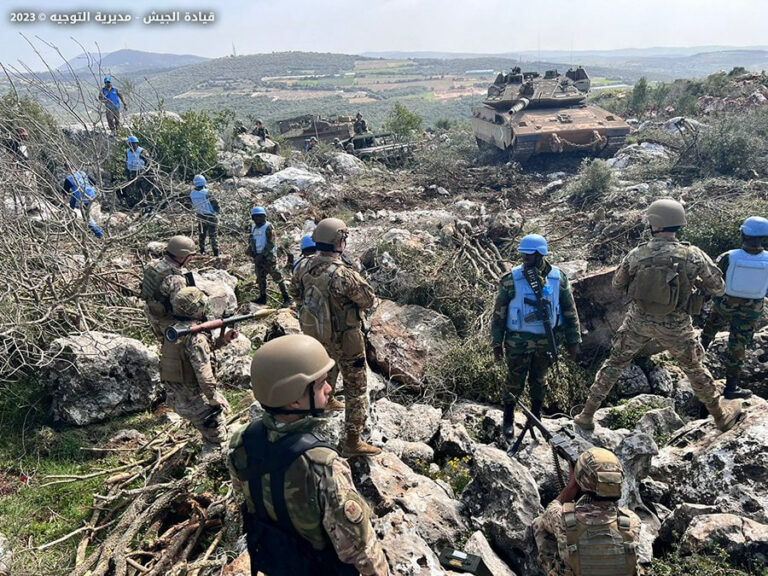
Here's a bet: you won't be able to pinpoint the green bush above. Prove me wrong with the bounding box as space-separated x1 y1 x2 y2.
691 114 766 178
566 158 615 205
384 101 423 140
606 398 667 430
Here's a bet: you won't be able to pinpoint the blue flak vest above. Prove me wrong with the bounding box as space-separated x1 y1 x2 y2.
251 222 276 255
190 187 215 216
126 146 146 171
506 265 562 334
66 172 96 208
725 249 768 300
102 86 120 109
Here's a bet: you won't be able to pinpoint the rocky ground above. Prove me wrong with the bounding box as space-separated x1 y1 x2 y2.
2 114 768 575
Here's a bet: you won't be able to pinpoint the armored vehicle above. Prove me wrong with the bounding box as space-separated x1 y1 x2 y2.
340 132 413 167
277 114 354 149
471 67 629 162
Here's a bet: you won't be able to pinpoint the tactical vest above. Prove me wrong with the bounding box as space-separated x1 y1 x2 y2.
159 331 212 385
126 146 146 172
561 503 637 576
506 265 561 334
140 260 177 307
190 187 215 216
250 222 276 255
66 172 96 208
101 86 120 109
232 421 357 576
627 243 692 316
725 249 768 300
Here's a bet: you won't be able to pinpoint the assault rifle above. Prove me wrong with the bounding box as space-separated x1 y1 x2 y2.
165 309 276 342
521 265 559 365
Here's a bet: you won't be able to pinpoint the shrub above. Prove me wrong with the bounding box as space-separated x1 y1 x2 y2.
384 101 423 140
566 158 615 205
692 114 766 178
606 398 667 430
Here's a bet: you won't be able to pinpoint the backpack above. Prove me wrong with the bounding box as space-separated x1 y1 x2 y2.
299 261 339 345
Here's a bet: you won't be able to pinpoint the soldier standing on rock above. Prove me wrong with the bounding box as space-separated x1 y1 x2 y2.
353 112 368 135
533 447 641 576
190 174 220 257
296 218 380 457
140 235 196 339
574 199 742 432
700 216 768 399
491 234 582 439
227 334 390 575
247 206 291 307
161 287 234 459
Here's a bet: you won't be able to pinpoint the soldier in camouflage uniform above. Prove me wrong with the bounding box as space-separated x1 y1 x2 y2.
534 447 641 576
700 216 768 399
248 206 291 307
296 218 380 457
228 334 390 576
140 235 196 339
161 287 234 457
574 199 742 432
492 234 582 438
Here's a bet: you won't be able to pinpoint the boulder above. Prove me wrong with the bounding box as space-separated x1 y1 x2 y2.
658 502 719 544
615 364 652 397
268 193 308 215
330 152 367 176
42 332 161 425
593 394 674 430
464 531 518 576
433 421 475 461
636 407 684 441
256 167 325 194
195 269 238 317
374 509 447 576
250 153 286 176
217 151 250 178
370 398 442 444
383 439 435 469
486 211 523 242
680 513 768 565
263 308 302 340
367 299 458 388
354 452 468 549
233 133 279 155
607 142 672 171
0 533 11 576
214 334 253 390
651 396 768 523
461 444 543 576
446 401 504 446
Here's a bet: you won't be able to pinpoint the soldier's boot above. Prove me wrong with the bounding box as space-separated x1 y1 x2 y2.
325 396 346 411
700 333 713 351
502 403 515 439
705 397 743 432
255 293 267 305
530 400 543 440
213 247 220 257
723 374 752 399
279 285 291 308
573 396 602 431
342 432 382 458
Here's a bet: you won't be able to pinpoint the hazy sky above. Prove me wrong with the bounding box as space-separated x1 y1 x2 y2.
1 0 765 67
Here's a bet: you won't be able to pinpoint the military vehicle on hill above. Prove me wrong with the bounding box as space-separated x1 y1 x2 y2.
277 114 354 149
340 132 413 167
471 66 630 162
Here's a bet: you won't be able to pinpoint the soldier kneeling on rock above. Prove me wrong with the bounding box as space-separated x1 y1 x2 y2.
227 334 390 576
534 447 641 576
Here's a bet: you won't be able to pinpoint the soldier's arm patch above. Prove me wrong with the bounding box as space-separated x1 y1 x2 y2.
343 493 365 524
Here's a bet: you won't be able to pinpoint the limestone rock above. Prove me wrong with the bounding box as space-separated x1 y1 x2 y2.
446 401 504 447
433 421 475 461
461 444 543 576
374 509 447 576
255 167 325 194
330 152 367 176
383 439 435 469
370 398 442 444
464 530 518 576
616 364 652 397
42 332 161 425
215 335 253 390
0 533 11 576
658 502 719 544
250 153 287 176
217 150 250 178
636 407 684 441
680 513 768 565
367 299 458 388
195 269 239 318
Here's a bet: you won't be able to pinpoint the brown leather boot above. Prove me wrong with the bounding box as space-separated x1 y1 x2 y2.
325 396 346 411
573 396 602 431
342 432 381 458
705 397 742 432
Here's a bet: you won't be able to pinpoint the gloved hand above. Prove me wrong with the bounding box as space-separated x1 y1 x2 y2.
566 343 580 362
493 346 504 362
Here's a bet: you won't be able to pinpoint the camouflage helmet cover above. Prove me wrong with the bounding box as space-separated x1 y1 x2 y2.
312 217 348 245
250 334 335 408
166 235 197 259
646 198 687 229
171 287 208 319
574 447 624 498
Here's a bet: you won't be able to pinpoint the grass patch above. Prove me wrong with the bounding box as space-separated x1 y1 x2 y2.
606 398 668 430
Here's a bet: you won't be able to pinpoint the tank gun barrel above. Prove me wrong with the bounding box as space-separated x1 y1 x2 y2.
509 98 530 114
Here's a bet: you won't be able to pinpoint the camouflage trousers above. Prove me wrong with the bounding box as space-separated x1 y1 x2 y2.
326 330 369 437
254 255 287 296
165 380 227 446
587 306 719 406
503 335 553 407
701 295 763 378
197 215 219 255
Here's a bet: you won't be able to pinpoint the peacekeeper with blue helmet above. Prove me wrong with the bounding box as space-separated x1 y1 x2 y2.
123 135 152 207
190 174 220 257
98 76 127 135
491 233 582 439
700 216 768 399
247 206 291 307
62 170 104 238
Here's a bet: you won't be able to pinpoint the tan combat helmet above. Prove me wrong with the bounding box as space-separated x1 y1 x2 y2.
646 198 687 230
574 447 624 498
171 287 208 320
251 334 335 410
166 235 197 259
312 218 348 247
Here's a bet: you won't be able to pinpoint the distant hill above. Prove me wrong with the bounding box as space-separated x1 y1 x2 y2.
58 49 207 76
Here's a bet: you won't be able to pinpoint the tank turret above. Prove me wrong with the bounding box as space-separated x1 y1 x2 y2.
484 67 590 110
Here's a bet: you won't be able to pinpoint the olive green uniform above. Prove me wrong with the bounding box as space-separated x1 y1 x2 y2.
248 222 289 300
297 253 376 438
491 260 582 407
139 256 188 339
227 414 389 575
585 237 725 407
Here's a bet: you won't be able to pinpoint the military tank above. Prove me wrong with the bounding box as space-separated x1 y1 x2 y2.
276 114 354 149
471 66 629 162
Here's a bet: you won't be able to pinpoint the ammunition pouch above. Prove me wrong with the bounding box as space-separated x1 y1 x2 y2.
687 289 705 316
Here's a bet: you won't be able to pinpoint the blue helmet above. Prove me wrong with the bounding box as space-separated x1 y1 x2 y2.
518 233 549 255
251 206 266 216
127 135 139 144
104 76 112 83
193 174 206 187
740 216 768 237
300 234 316 250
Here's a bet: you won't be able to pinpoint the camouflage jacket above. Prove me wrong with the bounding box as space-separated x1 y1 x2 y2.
614 237 724 319
228 414 390 575
536 496 641 576
491 259 582 348
290 254 314 301
160 327 226 400
300 253 376 323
